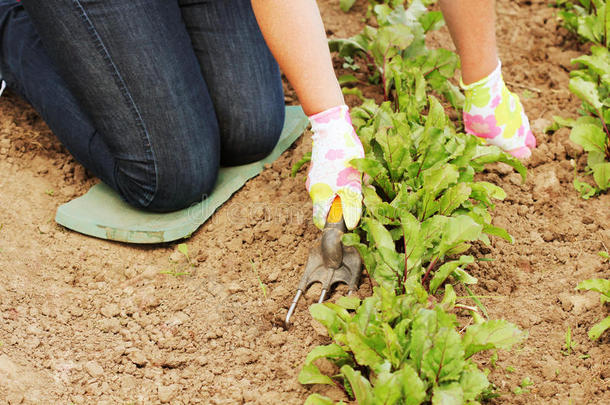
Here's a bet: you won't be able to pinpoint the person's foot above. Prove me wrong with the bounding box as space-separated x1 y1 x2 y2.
462 61 536 159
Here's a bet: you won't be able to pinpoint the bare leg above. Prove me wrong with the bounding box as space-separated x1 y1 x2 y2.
439 0 499 85
251 0 344 116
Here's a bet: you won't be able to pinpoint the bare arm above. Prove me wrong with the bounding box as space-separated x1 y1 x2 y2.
251 0 344 116
439 0 499 84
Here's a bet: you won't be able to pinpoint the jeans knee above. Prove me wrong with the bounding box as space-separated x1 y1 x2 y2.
147 155 219 213
115 140 219 213
220 104 285 166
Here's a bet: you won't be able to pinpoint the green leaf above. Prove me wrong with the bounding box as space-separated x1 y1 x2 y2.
291 152 311 177
430 256 475 294
422 164 460 197
351 158 396 199
346 323 385 370
177 243 189 260
432 383 464 405
304 394 336 405
370 24 415 67
439 216 483 257
419 11 445 33
339 0 357 12
310 303 345 337
409 309 438 373
570 122 607 153
440 284 457 311
460 364 490 402
336 296 362 311
371 371 403 404
569 76 603 110
471 146 527 182
574 177 597 199
463 320 525 358
304 344 350 366
572 46 610 79
341 365 374 405
482 224 514 243
338 74 359 85
363 218 403 272
397 365 427 405
588 316 610 340
576 278 610 297
592 162 610 190
422 326 465 384
552 115 577 129
299 364 336 385
438 183 472 216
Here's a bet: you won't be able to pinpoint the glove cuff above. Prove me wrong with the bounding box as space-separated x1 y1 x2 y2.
460 60 502 91
308 105 351 132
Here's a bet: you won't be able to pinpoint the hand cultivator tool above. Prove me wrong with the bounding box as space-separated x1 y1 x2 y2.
284 197 362 328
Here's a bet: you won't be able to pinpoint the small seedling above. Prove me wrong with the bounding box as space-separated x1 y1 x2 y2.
251 260 268 299
489 351 498 368
599 251 609 261
177 243 190 263
159 269 190 277
521 89 535 99
342 55 360 71
161 243 192 276
562 326 577 355
45 189 55 196
513 377 533 395
576 279 610 340
505 366 516 374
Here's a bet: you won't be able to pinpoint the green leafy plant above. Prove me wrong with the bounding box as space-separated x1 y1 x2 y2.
575 278 610 340
561 326 577 355
512 377 534 395
300 287 524 404
330 2 464 110
552 1 610 197
161 243 193 277
554 0 609 47
569 45 610 197
251 260 268 299
343 97 524 297
299 2 528 403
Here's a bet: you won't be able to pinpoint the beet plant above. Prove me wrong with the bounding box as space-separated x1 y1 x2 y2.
297 3 528 403
576 278 610 340
553 0 609 197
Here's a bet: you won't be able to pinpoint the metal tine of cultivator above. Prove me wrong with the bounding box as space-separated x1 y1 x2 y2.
284 217 362 329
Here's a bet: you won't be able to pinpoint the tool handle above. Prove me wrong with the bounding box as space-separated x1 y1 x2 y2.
327 196 343 224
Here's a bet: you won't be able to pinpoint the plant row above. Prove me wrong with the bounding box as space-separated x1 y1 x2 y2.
552 0 609 198
298 2 527 404
553 0 610 341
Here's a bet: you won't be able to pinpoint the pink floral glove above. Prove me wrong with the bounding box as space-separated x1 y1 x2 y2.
462 62 536 159
307 105 364 230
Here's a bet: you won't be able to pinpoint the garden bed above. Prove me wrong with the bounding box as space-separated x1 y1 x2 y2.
0 0 608 404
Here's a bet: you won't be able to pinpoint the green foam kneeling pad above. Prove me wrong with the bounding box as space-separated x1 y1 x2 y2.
55 106 308 244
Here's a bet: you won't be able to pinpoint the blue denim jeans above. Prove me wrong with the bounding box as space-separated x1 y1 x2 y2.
0 0 285 211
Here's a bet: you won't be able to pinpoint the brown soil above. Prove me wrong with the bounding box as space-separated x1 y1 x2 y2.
0 0 608 404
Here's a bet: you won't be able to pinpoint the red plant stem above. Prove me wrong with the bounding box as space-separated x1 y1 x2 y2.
422 256 439 288
402 228 409 292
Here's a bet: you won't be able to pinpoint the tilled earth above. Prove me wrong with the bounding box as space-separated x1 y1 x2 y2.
0 0 608 404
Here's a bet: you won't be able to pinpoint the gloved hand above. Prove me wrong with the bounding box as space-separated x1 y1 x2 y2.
307 105 364 230
462 61 536 159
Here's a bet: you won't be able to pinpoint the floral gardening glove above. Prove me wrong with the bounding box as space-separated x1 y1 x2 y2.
462 62 536 159
307 105 364 230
